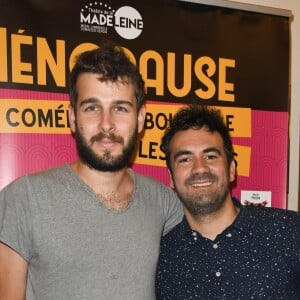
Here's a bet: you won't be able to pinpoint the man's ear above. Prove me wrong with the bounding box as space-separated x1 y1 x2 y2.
168 168 175 189
68 105 76 133
137 105 146 134
229 159 236 183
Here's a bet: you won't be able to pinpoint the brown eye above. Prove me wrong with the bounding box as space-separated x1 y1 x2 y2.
114 106 127 112
178 157 191 164
204 154 218 161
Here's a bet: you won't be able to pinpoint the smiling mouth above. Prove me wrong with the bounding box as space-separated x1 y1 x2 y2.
191 181 213 187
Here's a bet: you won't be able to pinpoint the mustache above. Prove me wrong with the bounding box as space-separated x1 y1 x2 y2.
90 132 124 145
185 172 217 185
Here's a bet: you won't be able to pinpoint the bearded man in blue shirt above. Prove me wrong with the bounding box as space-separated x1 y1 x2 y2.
155 104 300 299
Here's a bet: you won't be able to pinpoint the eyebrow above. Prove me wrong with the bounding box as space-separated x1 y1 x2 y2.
79 98 98 107
173 150 192 161
79 98 134 108
173 147 222 161
203 147 222 155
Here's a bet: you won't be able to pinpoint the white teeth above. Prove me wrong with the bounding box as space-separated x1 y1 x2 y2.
191 182 212 187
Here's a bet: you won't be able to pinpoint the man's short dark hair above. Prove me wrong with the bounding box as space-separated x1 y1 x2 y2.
162 104 235 170
69 43 145 111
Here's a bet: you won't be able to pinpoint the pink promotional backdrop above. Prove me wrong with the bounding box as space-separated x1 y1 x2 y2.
0 0 290 208
0 87 289 209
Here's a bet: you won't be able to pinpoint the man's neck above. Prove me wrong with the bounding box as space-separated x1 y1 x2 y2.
185 197 239 241
70 160 134 211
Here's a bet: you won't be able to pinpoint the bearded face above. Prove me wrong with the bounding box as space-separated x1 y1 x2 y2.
172 170 231 217
74 125 138 172
69 73 145 173
169 128 236 218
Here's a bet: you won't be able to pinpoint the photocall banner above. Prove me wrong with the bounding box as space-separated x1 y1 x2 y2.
0 0 290 208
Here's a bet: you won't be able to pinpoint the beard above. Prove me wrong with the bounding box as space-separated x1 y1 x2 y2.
74 124 138 172
174 172 230 217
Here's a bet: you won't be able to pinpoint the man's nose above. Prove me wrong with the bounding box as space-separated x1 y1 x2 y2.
191 157 209 173
99 110 115 133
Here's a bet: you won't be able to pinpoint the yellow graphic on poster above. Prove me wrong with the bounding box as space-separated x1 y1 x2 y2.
0 99 70 134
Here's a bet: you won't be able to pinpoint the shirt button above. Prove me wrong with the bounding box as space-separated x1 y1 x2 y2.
192 231 198 241
226 233 232 238
212 243 218 249
216 271 221 277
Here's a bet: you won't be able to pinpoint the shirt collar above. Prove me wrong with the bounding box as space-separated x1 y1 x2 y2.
176 198 253 238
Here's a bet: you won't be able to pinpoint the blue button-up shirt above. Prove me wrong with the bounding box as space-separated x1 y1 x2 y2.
156 200 300 299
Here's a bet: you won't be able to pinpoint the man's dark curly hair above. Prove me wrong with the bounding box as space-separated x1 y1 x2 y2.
69 43 145 111
162 104 235 171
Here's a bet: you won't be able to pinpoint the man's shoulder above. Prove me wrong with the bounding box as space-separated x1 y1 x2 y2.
25 164 69 183
133 171 174 193
134 171 164 185
246 205 300 229
1 164 70 192
247 205 300 218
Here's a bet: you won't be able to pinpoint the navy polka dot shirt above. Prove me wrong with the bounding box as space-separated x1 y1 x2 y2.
156 199 300 299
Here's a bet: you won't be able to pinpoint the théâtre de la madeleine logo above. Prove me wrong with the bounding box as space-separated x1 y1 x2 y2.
80 2 143 40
